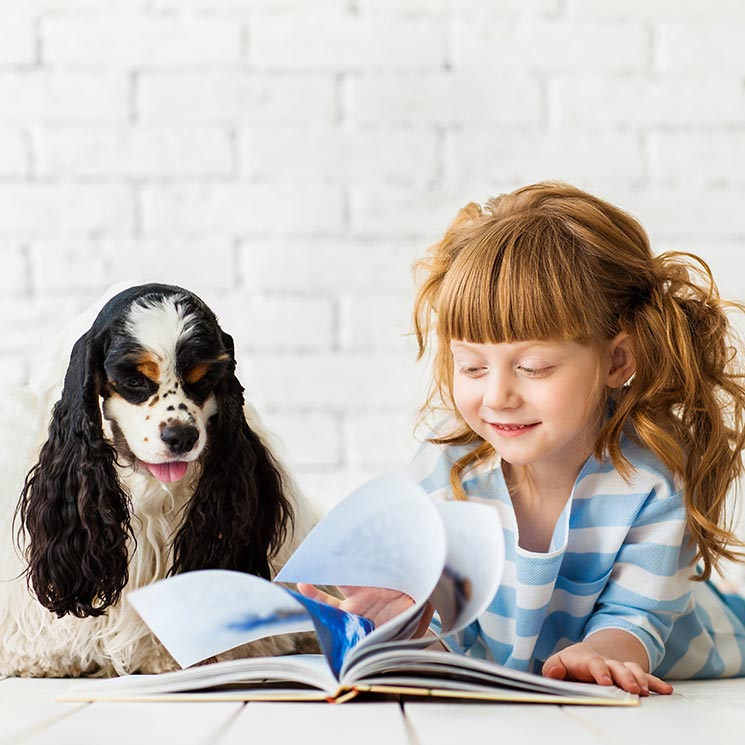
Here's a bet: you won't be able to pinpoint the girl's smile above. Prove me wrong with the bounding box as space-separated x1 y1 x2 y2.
488 421 541 437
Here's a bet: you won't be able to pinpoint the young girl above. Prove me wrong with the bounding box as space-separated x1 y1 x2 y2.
300 182 745 696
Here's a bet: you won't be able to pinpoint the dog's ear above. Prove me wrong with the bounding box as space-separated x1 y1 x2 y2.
16 330 132 618
170 330 294 580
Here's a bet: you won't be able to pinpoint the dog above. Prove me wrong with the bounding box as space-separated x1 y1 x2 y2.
0 284 316 677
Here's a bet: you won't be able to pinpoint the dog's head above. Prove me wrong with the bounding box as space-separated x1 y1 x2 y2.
18 284 294 619
99 285 231 480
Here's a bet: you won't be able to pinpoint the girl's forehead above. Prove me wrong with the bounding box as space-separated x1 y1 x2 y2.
449 338 575 354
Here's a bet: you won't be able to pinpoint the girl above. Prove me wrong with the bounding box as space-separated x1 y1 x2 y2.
300 182 745 696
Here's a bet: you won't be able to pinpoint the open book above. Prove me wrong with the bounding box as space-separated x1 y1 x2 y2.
63 472 637 706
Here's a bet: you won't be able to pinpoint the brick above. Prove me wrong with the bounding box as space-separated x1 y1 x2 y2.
556 75 745 127
447 131 644 185
358 0 559 12
0 185 133 235
259 411 342 468
36 127 233 178
0 246 28 294
292 469 385 514
153 0 346 8
42 14 241 67
452 19 648 71
350 184 482 238
249 15 443 70
239 127 438 183
138 73 336 124
650 240 745 303
0 296 86 353
29 239 236 292
214 293 335 350
566 0 745 17
143 184 344 235
349 72 541 126
0 17 35 65
608 188 745 239
0 72 128 123
0 0 147 7
657 23 745 71
237 351 423 410
345 411 419 468
238 239 423 293
0 127 28 175
651 133 745 187
340 293 416 350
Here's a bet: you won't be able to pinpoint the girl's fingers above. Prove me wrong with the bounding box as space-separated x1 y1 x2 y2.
587 657 614 687
295 583 341 608
541 653 567 679
623 662 651 695
606 660 642 694
645 673 674 695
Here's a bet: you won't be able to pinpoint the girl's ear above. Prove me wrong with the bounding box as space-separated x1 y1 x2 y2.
606 332 637 389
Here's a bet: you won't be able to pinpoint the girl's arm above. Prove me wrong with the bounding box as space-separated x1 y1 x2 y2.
542 628 674 696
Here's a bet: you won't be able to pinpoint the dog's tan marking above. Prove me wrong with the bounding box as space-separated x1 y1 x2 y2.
148 395 159 408
136 355 161 383
184 354 229 384
185 364 209 383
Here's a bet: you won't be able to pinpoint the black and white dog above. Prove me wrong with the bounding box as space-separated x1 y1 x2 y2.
0 284 315 677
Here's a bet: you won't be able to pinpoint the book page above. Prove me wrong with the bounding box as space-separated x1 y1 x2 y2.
429 500 504 634
128 571 315 669
340 500 505 673
275 471 446 602
275 471 448 654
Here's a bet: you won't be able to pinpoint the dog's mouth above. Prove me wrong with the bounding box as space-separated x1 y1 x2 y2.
139 461 189 483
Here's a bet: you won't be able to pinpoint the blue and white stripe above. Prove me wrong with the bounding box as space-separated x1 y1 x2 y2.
410 432 745 679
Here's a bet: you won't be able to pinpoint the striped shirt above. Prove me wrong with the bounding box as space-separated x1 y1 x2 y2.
409 433 745 679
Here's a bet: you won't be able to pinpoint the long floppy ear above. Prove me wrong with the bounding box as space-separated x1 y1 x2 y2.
16 331 132 618
170 331 294 580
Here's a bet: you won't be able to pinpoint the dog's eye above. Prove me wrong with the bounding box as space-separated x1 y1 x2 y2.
124 374 148 389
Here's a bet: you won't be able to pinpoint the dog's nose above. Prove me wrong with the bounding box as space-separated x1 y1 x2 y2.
160 424 199 455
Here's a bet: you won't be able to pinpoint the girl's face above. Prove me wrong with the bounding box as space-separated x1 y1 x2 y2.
450 338 611 476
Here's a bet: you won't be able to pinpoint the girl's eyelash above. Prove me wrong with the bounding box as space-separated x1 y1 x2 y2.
459 366 485 375
517 365 554 377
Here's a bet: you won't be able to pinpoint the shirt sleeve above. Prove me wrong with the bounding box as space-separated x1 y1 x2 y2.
582 487 695 672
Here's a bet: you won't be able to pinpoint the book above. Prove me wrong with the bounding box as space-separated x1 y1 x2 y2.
62 471 637 706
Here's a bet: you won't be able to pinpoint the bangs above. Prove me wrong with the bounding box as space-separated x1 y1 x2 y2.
435 216 602 345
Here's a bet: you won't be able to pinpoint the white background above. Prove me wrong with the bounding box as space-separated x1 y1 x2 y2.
1 0 745 512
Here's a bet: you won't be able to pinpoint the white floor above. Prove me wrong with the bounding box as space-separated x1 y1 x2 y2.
2 677 744 745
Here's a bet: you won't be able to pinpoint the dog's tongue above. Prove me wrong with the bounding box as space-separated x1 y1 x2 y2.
143 461 189 483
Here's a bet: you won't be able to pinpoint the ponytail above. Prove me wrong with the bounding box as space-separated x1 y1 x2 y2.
600 252 745 579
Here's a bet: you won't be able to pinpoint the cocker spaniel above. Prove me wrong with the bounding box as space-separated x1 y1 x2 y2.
0 284 315 677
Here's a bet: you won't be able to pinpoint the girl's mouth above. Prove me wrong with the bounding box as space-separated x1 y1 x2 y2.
488 422 540 437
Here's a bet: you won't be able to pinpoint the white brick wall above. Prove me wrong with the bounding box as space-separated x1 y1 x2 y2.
2 1 745 513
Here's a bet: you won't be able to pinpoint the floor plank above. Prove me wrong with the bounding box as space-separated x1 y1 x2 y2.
563 688 745 745
404 702 600 745
11 698 243 745
221 702 411 745
670 677 745 712
0 679 86 745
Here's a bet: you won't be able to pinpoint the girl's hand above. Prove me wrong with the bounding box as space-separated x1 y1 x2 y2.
541 642 673 696
296 583 433 634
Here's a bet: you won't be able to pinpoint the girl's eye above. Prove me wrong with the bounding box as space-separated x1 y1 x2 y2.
459 366 486 377
517 365 553 378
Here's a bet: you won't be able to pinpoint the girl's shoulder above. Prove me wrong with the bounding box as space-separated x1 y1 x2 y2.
579 431 683 505
407 419 500 501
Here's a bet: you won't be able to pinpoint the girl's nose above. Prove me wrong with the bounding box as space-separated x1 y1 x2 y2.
482 373 519 411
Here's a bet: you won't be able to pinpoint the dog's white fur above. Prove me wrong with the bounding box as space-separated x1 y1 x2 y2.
0 288 316 678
